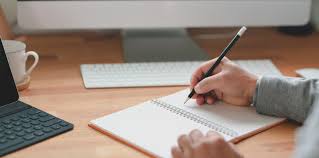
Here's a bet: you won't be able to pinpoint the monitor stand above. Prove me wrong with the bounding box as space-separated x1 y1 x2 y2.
122 29 210 62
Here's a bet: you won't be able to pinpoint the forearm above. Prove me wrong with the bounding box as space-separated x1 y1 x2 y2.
253 76 318 123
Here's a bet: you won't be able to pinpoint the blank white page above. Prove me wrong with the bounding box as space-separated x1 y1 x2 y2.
296 68 319 79
91 101 228 158
90 89 285 158
159 89 285 137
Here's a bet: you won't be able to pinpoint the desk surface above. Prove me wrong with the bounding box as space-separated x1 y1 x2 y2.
6 28 319 158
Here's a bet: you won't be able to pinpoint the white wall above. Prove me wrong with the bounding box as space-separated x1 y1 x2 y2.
0 0 17 25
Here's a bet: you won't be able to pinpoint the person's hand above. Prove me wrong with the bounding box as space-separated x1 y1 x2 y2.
190 57 258 106
171 130 243 158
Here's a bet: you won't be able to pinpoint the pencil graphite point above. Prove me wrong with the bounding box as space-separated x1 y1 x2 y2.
183 97 190 105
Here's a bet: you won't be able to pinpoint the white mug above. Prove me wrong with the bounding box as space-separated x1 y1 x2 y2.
2 40 39 84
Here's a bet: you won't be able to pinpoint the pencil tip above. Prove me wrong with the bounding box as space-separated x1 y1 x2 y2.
183 98 190 105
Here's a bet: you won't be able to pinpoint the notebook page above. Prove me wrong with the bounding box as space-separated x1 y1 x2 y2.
91 101 232 158
296 68 319 79
158 89 285 137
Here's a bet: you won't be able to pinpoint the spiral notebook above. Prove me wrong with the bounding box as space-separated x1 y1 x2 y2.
89 89 285 158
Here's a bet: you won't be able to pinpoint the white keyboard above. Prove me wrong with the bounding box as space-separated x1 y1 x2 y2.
80 60 282 88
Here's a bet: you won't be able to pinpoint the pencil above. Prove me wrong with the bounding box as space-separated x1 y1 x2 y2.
183 26 247 105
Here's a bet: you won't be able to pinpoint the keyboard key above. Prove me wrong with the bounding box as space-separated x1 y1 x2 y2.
34 131 44 136
30 115 39 120
11 117 19 121
13 127 22 132
43 119 61 127
39 116 54 122
13 122 22 126
59 122 69 127
27 109 41 115
16 131 26 137
31 120 40 125
51 124 61 130
7 135 16 140
2 120 11 124
19 114 28 118
0 134 4 138
22 123 31 128
4 125 13 129
5 130 13 135
0 128 4 132
23 134 35 140
0 139 7 144
21 118 31 123
0 138 23 150
25 129 34 133
38 113 48 117
43 128 52 133
34 125 42 130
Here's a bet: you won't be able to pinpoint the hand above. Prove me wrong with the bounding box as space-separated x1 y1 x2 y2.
190 57 258 106
171 130 243 158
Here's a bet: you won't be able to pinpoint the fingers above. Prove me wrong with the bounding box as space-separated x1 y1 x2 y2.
190 58 223 88
190 70 203 88
173 130 204 158
205 131 227 150
196 95 216 105
173 130 239 158
177 135 192 155
206 131 222 138
206 131 226 147
195 92 217 105
171 146 184 158
206 96 216 105
189 130 204 143
195 73 224 94
200 58 224 75
191 92 199 99
196 95 205 105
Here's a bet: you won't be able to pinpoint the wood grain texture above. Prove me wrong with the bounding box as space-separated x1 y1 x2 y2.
5 28 319 158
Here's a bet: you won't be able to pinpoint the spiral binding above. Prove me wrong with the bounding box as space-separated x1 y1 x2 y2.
151 99 238 138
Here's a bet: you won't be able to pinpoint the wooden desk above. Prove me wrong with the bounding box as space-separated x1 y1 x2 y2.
6 28 319 158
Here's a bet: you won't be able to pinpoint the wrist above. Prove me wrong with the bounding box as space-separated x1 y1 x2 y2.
246 75 259 105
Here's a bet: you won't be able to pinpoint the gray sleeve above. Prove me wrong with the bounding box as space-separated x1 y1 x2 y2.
293 96 319 158
253 76 319 123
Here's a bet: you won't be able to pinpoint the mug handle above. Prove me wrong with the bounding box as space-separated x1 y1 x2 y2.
25 51 39 76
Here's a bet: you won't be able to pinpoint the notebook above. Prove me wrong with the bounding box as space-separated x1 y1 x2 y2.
296 68 319 79
89 89 285 158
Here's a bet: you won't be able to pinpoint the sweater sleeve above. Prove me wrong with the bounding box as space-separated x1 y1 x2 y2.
253 76 318 123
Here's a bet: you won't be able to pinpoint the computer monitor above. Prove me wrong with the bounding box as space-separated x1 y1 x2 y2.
17 0 312 62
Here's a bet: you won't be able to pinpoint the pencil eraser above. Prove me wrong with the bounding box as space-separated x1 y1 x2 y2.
237 26 247 37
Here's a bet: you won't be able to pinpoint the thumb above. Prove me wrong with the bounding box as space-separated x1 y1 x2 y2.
194 73 223 94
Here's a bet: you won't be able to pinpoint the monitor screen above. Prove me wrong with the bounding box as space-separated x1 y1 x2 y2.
0 40 19 106
17 0 311 29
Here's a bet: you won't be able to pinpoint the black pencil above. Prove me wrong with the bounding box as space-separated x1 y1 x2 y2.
183 26 247 105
